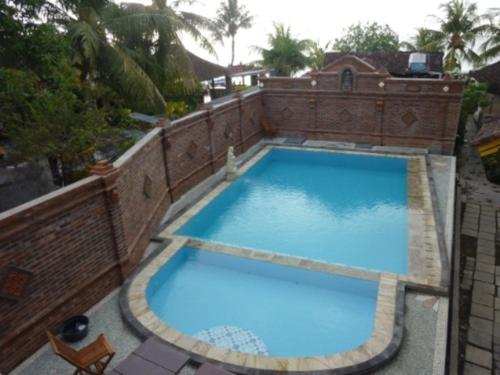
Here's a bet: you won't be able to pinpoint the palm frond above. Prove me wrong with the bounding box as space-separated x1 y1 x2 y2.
100 45 166 113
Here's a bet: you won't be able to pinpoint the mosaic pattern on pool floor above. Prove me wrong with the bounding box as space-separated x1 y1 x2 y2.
193 326 268 355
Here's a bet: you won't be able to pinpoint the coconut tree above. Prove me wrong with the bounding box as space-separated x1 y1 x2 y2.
307 40 331 71
254 24 311 77
479 8 500 63
50 0 218 113
106 0 219 100
215 0 253 66
427 0 488 71
400 28 445 52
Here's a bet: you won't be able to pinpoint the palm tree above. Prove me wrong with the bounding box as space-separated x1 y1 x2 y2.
107 0 218 99
254 24 311 77
215 0 253 66
307 40 331 71
400 28 445 52
51 0 218 113
479 8 500 63
427 0 487 71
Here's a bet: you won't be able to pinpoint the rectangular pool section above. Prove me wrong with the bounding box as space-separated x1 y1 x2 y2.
147 247 378 357
177 148 408 274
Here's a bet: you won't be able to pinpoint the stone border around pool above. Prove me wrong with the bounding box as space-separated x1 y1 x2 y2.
159 144 444 290
122 237 406 374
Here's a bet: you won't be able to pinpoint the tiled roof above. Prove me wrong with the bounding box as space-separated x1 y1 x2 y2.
323 52 444 75
187 51 228 81
472 116 500 146
470 60 500 95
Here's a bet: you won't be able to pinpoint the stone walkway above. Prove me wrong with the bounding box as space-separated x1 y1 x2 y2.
460 118 500 374
462 203 498 374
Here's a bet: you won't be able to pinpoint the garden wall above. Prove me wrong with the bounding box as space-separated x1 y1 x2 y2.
0 90 264 372
0 56 465 372
261 55 464 154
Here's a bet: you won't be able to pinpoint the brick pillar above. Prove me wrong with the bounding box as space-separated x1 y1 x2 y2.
236 92 245 153
205 107 216 174
156 119 174 204
376 100 385 146
90 160 128 280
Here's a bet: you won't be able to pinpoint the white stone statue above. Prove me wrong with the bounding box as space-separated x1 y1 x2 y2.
226 146 237 181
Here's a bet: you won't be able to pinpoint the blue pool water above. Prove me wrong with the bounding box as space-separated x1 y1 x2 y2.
178 148 408 274
147 247 378 357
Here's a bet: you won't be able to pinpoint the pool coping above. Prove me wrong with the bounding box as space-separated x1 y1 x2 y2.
122 237 405 374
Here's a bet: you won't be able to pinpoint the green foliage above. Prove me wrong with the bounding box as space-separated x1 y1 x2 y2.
427 0 488 71
479 9 500 64
333 22 399 53
400 28 445 52
254 24 311 77
105 0 217 112
0 66 137 185
307 40 331 71
0 3 140 185
215 0 253 65
482 153 500 184
455 80 491 149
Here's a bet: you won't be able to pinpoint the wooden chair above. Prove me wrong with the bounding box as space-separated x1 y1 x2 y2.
47 331 115 375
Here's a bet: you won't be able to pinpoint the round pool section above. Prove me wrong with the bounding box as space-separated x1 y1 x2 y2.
146 247 378 357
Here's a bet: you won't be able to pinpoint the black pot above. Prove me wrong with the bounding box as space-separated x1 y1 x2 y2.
60 315 89 342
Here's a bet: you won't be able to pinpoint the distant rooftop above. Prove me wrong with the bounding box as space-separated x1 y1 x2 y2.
470 60 500 96
472 116 500 146
324 51 444 76
187 51 228 81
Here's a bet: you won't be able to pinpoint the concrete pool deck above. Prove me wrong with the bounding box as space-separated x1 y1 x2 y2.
124 141 455 373
12 139 456 374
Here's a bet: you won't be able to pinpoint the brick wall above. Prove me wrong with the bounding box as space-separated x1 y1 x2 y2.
261 56 464 154
0 90 264 372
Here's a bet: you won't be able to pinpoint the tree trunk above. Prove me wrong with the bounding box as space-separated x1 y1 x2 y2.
231 36 235 66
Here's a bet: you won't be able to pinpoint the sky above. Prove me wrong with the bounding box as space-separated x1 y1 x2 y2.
121 0 499 67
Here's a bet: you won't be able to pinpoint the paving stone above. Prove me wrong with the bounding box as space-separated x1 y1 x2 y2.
475 271 495 284
477 262 496 274
463 362 490 375
464 269 474 278
495 323 500 338
463 279 473 290
463 224 479 232
471 316 494 333
478 246 496 257
469 328 493 350
477 254 496 266
466 344 493 368
496 266 500 276
478 232 496 241
467 256 477 264
496 298 500 310
463 230 479 237
494 344 500 354
478 238 496 250
472 304 495 320
473 289 495 307
475 280 496 295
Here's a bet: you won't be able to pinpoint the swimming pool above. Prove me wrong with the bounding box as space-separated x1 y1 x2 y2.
177 148 408 274
147 246 379 357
